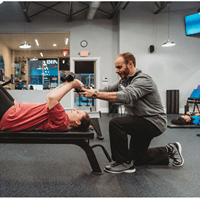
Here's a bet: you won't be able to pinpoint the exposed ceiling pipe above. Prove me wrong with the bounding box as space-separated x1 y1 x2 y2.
87 1 101 20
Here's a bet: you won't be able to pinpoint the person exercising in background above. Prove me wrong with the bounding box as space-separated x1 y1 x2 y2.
81 52 184 174
171 111 200 125
0 79 91 132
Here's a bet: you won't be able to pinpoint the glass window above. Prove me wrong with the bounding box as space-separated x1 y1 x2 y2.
28 59 58 90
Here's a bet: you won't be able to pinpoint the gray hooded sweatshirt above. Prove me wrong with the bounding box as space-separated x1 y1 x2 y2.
99 69 167 133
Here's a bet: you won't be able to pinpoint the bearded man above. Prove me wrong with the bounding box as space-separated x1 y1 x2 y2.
81 52 184 174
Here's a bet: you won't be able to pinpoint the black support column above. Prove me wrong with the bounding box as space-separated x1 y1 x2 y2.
166 90 179 114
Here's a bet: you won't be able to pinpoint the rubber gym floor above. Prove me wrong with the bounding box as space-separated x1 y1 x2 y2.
0 113 199 197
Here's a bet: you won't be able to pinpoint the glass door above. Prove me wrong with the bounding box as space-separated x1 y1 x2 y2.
74 61 96 111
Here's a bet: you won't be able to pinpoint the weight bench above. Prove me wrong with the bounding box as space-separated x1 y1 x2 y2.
0 129 112 175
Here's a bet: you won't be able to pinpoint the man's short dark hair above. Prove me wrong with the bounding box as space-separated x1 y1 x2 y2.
116 52 136 67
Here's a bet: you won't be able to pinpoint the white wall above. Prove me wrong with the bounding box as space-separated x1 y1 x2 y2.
119 2 200 113
1 2 200 113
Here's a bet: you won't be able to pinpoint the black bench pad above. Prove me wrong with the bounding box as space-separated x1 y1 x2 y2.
0 129 94 140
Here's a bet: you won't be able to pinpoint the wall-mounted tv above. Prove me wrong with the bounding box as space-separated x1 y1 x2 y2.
185 13 200 36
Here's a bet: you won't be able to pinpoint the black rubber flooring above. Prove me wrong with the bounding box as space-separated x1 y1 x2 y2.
0 113 200 197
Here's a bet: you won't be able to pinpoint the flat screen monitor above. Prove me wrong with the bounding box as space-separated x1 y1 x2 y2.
185 13 200 36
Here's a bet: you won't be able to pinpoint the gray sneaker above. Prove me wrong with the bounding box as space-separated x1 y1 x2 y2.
104 161 136 174
105 162 120 170
167 142 184 167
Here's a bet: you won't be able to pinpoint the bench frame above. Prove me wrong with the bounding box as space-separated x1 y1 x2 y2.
0 130 111 175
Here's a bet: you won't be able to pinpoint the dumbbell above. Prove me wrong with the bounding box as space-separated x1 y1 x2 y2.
60 72 83 93
60 72 75 83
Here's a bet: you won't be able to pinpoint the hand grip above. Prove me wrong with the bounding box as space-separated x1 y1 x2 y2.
75 88 84 93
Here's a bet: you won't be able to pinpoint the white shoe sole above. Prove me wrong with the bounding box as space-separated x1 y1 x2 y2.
104 168 136 174
172 142 184 167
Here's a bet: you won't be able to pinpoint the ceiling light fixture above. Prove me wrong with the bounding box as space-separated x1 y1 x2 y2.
162 39 175 47
53 44 57 47
20 21 31 49
30 57 38 61
19 41 31 49
35 39 39 46
40 52 43 57
162 3 176 47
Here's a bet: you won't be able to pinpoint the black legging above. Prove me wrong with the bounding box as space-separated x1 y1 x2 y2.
0 84 14 120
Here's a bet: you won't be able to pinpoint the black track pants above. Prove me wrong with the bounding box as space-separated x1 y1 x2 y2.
109 115 169 165
0 84 14 120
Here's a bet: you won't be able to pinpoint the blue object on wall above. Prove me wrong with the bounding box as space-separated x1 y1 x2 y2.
185 13 200 36
190 89 200 98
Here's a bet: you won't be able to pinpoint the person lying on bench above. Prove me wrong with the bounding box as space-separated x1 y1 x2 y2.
171 112 200 125
0 79 91 131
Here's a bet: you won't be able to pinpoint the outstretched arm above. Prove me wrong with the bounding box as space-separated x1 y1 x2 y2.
47 79 84 110
81 88 117 102
46 83 65 102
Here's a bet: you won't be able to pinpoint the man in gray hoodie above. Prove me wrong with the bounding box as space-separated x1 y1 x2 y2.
81 52 184 174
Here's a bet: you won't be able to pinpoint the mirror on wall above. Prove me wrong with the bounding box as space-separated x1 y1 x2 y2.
0 33 70 90
0 54 4 70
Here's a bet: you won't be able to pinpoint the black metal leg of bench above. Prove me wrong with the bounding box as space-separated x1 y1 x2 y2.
91 144 112 162
73 140 103 175
107 105 113 116
90 118 104 140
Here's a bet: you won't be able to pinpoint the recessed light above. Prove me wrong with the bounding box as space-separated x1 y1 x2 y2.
40 52 43 57
53 44 57 47
65 38 69 45
35 39 39 46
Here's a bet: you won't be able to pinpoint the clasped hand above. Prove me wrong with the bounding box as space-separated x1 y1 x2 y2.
70 79 84 89
79 88 96 99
